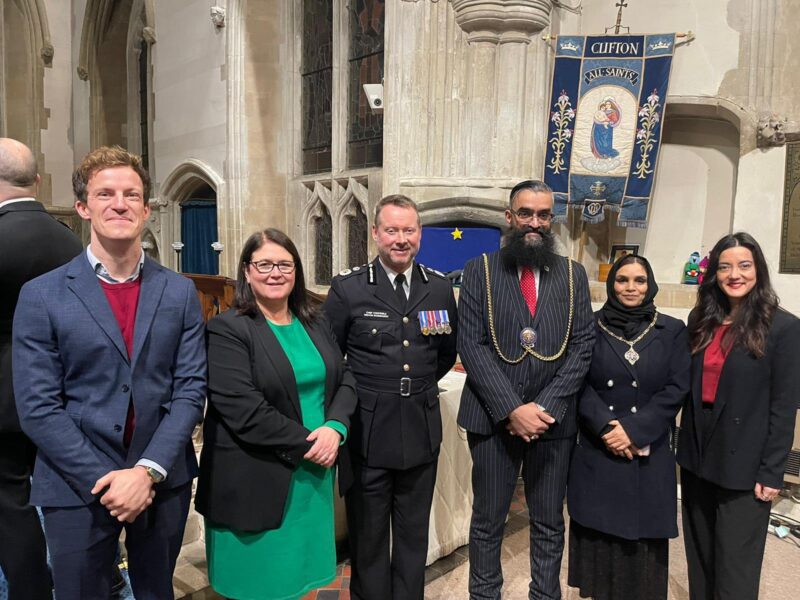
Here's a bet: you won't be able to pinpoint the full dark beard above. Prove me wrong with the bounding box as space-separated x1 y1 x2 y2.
500 226 557 269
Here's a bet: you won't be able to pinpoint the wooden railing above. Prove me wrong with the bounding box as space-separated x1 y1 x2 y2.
185 274 327 323
185 274 236 323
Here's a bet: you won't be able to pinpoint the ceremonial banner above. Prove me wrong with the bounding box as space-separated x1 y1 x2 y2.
543 34 676 228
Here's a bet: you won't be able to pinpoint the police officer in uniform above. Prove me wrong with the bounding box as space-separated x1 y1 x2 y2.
323 194 457 600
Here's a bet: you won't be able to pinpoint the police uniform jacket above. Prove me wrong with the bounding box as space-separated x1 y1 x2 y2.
567 312 690 540
323 258 458 470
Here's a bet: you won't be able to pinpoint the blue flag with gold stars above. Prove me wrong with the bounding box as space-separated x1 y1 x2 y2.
416 227 501 274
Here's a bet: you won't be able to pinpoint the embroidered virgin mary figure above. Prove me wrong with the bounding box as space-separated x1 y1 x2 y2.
591 97 621 159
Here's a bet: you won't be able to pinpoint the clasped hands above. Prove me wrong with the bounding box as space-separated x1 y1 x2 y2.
92 467 155 523
506 403 555 442
602 419 641 460
304 425 342 469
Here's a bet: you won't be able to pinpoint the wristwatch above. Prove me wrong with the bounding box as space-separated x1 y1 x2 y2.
143 466 165 484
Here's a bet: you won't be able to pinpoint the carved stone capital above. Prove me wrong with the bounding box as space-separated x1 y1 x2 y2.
451 0 553 45
757 114 800 148
210 6 226 28
142 26 157 45
41 43 54 65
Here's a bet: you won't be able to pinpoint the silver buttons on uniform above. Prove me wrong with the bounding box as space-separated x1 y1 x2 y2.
630 406 638 413
631 381 638 388
607 379 614 388
403 317 409 324
371 328 377 335
608 405 614 411
403 340 410 347
403 364 410 372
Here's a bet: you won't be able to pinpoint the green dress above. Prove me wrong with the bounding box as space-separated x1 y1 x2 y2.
205 317 346 600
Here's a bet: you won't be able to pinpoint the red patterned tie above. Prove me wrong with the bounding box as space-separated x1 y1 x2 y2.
520 267 537 317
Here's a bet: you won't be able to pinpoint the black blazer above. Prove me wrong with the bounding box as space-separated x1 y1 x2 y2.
0 201 82 432
195 309 357 532
457 250 595 438
677 308 800 490
568 313 690 540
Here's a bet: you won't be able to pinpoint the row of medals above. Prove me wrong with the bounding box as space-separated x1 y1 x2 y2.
419 310 452 335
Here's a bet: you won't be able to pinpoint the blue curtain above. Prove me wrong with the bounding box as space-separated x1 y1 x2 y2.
416 226 501 274
181 199 218 274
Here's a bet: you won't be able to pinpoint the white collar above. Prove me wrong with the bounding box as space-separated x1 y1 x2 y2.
0 196 36 208
378 259 414 286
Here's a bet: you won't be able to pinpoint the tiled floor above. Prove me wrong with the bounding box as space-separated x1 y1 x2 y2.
298 483 529 600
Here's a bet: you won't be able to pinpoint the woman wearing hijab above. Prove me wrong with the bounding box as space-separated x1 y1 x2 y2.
567 254 691 600
677 232 800 600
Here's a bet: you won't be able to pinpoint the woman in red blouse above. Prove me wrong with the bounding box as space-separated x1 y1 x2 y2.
677 232 800 600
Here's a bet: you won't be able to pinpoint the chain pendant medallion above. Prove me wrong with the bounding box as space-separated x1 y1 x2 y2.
624 345 640 365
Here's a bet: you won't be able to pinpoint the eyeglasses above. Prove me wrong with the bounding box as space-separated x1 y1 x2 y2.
248 260 296 274
509 208 554 224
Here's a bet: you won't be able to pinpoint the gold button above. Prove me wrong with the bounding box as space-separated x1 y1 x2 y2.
403 316 409 324
403 340 410 347
371 328 377 335
403 364 410 372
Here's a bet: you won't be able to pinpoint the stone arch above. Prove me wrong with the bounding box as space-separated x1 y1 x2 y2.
158 159 224 270
417 196 507 229
302 181 334 286
141 227 160 263
0 0 53 198
334 178 369 270
664 95 751 153
78 0 156 150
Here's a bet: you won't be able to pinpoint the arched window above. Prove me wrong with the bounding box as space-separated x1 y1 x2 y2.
314 203 333 285
346 201 368 268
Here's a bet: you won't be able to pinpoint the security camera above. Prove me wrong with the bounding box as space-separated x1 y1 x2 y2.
363 83 384 114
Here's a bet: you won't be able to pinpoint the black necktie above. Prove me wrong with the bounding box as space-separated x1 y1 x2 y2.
394 273 407 308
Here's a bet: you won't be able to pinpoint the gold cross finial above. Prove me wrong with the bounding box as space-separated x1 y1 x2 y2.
608 0 630 35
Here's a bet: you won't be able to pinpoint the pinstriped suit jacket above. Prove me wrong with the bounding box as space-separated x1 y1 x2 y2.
457 250 595 438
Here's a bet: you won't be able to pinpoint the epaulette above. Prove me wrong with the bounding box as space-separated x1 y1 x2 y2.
335 264 368 279
417 263 447 283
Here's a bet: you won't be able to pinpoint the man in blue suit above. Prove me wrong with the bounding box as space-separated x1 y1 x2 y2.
12 146 206 600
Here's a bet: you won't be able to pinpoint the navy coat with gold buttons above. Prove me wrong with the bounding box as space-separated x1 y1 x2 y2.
567 312 690 540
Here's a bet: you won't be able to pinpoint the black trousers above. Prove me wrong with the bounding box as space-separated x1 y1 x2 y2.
346 458 438 600
680 468 771 600
467 432 572 600
0 432 51 600
41 481 192 600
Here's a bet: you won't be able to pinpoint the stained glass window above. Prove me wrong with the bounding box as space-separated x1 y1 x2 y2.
314 204 333 284
348 0 384 169
347 202 368 267
302 0 333 174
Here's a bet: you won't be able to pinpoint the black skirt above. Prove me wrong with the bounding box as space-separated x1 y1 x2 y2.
568 519 668 600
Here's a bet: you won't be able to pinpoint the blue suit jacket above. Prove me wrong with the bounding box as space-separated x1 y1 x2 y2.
12 254 206 507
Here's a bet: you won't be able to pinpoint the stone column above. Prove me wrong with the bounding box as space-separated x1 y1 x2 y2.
452 1 553 177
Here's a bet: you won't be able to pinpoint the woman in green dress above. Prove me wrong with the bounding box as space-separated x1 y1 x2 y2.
195 228 357 600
